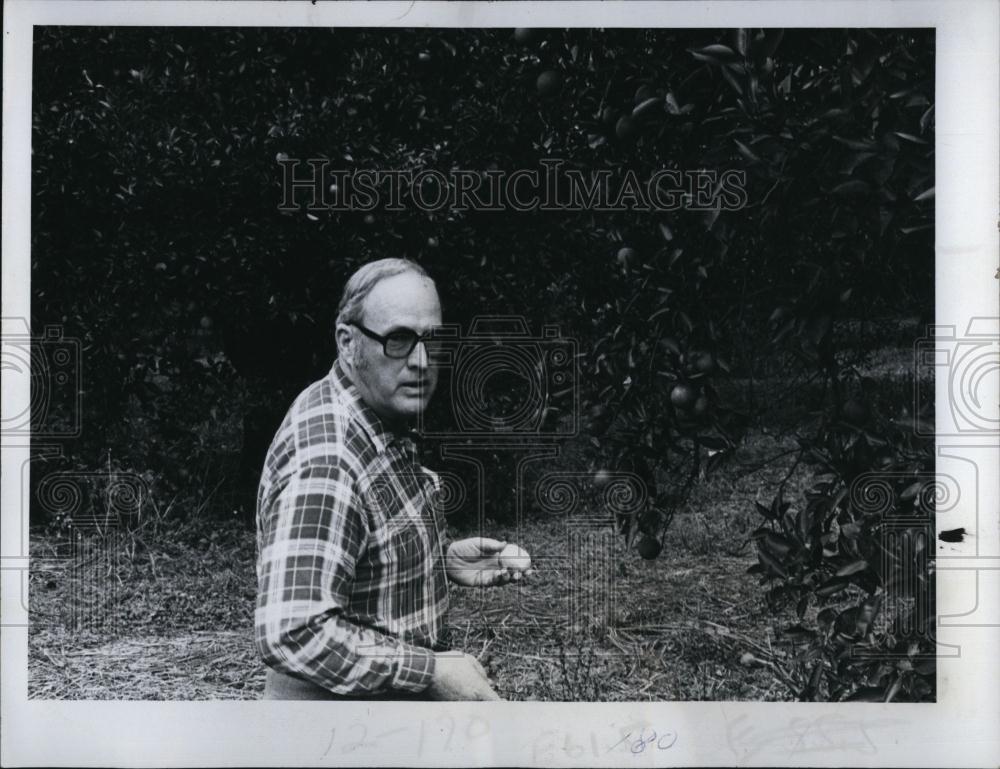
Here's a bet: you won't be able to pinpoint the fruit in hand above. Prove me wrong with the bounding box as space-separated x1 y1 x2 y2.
498 543 531 572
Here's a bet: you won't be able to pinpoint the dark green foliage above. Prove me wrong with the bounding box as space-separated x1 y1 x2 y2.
30 27 933 532
747 356 936 701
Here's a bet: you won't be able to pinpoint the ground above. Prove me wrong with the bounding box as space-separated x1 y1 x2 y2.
27 346 921 700
27 428 817 701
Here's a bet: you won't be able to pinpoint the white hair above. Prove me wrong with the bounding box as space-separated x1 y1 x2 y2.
335 258 432 328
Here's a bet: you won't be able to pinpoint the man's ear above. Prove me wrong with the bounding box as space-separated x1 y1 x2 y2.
335 323 354 364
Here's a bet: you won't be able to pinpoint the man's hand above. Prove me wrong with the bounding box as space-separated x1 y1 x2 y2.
445 537 535 587
426 652 502 701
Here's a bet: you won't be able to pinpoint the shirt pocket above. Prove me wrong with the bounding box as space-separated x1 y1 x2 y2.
358 458 430 567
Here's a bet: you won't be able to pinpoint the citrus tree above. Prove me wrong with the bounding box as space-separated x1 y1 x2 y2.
31 28 932 544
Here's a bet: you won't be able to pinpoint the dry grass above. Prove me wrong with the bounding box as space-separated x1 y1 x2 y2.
26 423 817 702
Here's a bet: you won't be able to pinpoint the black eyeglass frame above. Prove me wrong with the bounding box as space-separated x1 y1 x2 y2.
348 321 442 359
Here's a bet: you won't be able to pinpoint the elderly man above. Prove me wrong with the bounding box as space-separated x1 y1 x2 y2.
255 258 530 700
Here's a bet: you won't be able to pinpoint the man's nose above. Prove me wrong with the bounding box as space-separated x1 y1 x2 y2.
407 339 429 368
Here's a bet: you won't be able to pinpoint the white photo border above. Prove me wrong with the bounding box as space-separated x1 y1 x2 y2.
3 1 998 767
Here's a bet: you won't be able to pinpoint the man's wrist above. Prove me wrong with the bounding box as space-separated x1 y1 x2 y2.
391 643 437 694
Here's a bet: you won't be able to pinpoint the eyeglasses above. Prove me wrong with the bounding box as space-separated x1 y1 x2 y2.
349 321 444 360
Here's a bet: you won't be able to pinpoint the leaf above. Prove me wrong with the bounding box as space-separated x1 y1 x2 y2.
817 608 838 630
720 65 743 95
632 96 662 118
755 501 777 520
759 530 794 559
757 549 788 578
691 44 738 62
705 449 730 476
900 481 924 501
884 675 904 702
734 28 749 57
797 504 818 543
782 624 817 643
831 179 870 198
734 138 760 163
913 186 934 203
697 435 730 451
806 315 832 346
836 559 869 577
894 131 928 144
770 488 785 520
815 577 850 598
833 135 877 151
920 103 935 133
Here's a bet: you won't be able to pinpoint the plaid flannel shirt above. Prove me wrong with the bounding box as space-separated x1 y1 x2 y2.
255 358 450 696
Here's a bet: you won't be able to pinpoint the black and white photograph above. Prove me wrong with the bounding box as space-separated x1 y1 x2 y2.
2 1 998 766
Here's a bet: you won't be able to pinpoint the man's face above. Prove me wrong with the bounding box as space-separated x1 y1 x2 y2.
344 272 442 425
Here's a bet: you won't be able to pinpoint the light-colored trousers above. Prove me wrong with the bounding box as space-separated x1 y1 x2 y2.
263 667 429 700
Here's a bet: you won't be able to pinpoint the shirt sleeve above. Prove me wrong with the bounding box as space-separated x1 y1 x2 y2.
255 458 436 696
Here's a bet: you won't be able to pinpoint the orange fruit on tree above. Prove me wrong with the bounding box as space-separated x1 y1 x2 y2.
670 382 698 410
536 70 562 97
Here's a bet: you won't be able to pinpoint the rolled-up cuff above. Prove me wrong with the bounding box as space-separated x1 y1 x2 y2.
392 644 436 693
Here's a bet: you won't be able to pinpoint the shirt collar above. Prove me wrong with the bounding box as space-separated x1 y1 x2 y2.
330 358 422 455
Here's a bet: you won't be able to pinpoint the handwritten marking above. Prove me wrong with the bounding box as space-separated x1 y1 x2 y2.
323 719 677 761
466 715 490 740
321 715 495 760
320 728 336 758
375 726 407 742
726 712 906 760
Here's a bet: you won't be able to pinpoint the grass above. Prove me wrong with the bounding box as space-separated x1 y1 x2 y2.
27 340 922 701
26 425 816 702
